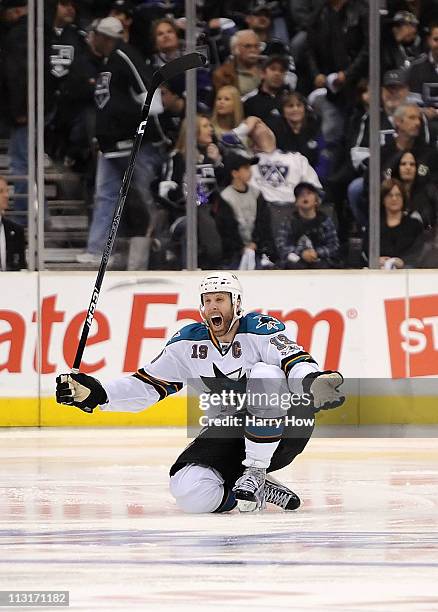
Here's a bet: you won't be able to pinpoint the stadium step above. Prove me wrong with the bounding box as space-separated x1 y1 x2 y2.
49 215 88 231
44 248 96 271
48 199 87 210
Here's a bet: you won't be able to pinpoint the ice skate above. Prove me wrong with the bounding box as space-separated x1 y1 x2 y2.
233 467 266 512
265 474 301 511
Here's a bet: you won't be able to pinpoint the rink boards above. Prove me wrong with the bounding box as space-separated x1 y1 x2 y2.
1 270 438 426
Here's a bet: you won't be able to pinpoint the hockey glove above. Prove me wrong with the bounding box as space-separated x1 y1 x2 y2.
303 370 345 413
55 373 107 413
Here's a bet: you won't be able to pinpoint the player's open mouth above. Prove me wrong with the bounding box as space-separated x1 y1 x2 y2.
211 315 223 328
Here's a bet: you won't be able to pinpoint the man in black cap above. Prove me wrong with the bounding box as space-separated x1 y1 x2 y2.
276 181 340 269
215 151 277 268
382 69 410 114
246 4 272 44
382 10 422 73
243 55 295 123
245 1 290 47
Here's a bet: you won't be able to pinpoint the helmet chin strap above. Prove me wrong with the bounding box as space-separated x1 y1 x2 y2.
224 306 241 336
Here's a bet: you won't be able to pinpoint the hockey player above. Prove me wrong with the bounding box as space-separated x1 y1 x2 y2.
56 272 344 513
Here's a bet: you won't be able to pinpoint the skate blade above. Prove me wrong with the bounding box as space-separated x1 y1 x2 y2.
236 499 261 513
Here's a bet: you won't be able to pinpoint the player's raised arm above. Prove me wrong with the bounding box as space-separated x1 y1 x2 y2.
55 341 187 414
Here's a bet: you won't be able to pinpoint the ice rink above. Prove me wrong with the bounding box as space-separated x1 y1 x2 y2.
1 428 438 611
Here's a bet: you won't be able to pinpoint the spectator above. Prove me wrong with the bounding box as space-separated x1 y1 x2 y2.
149 17 212 108
0 176 25 271
213 29 263 96
120 1 172 58
247 120 322 236
306 0 369 145
158 115 223 269
288 0 324 30
381 103 438 180
407 22 438 125
372 178 424 269
133 0 184 28
381 69 411 122
45 0 89 163
245 2 289 47
174 8 238 67
150 17 182 64
248 121 322 204
110 0 162 59
211 85 244 139
325 77 370 236
76 17 160 266
143 78 187 151
243 55 293 123
269 91 330 181
288 0 325 65
215 151 277 268
109 0 134 44
382 11 422 73
276 181 340 269
55 20 104 170
210 89 266 154
199 16 239 67
216 115 266 154
388 150 438 231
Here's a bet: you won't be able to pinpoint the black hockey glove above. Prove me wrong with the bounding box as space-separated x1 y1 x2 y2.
55 373 107 413
303 370 345 413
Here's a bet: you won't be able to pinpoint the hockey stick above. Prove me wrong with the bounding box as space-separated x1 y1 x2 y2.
72 52 207 373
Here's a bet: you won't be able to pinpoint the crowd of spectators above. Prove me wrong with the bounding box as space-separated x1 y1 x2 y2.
2 0 438 270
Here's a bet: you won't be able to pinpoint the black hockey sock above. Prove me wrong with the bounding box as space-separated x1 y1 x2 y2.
244 415 285 443
213 486 237 513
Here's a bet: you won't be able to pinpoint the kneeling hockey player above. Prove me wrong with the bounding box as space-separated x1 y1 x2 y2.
56 272 344 513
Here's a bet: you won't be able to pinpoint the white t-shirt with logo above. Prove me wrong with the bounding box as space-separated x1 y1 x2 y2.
250 150 322 204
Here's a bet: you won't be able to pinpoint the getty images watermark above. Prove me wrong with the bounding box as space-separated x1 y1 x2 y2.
186 378 316 438
198 389 314 428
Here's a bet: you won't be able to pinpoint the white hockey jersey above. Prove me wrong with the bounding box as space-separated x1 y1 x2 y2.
249 150 322 204
102 313 319 413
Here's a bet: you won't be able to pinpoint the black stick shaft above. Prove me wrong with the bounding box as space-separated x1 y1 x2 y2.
72 52 205 372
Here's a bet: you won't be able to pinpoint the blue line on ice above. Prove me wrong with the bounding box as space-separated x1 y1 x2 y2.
1 559 438 568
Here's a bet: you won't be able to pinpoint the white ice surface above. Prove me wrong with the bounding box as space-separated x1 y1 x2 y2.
0 428 438 611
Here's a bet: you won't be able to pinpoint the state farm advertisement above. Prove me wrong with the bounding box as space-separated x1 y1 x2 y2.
1 270 438 396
